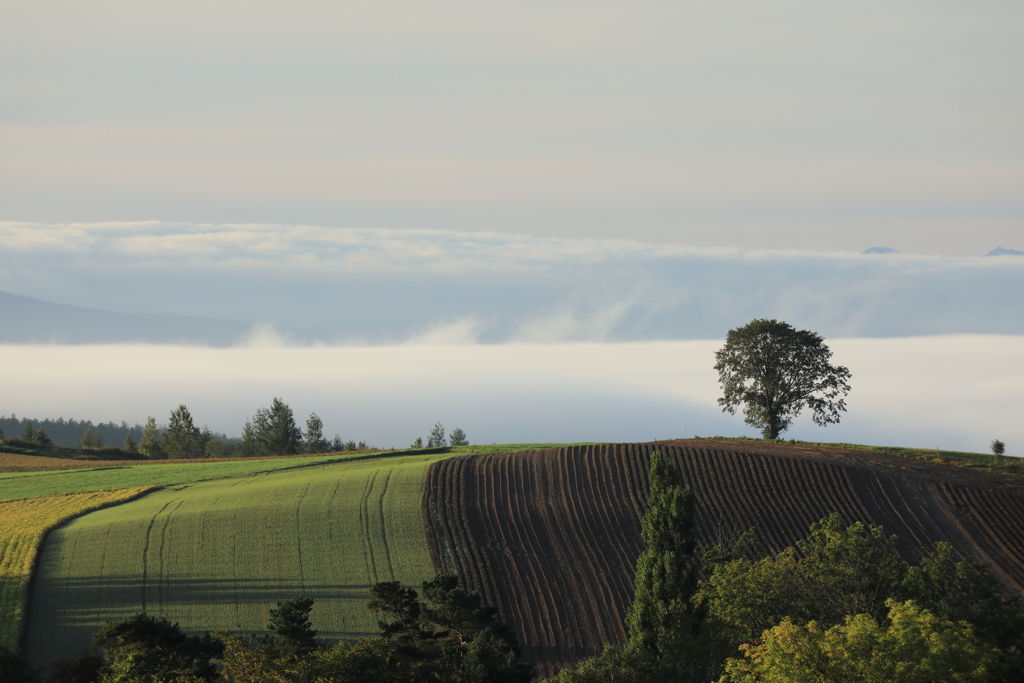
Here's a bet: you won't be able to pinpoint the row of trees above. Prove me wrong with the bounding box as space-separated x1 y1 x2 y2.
237 398 368 457
1 410 475 459
0 415 145 449
126 399 372 459
411 422 470 449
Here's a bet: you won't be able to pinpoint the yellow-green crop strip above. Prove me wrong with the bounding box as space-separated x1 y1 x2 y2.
0 488 156 652
25 452 452 667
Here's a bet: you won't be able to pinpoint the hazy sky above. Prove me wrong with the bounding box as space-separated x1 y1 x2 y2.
2 2 1022 254
2 4 1022 451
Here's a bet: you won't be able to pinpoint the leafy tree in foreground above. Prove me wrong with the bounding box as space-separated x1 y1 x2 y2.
92 613 222 683
625 450 705 680
449 427 469 447
719 600 995 683
699 514 1024 683
427 422 446 448
239 398 303 457
411 436 424 449
164 404 204 459
714 319 851 439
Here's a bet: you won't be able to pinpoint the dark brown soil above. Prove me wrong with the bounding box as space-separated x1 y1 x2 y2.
422 440 1024 674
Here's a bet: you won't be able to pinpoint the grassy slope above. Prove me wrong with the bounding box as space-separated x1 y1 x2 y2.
0 452 419 500
24 452 451 667
0 488 156 652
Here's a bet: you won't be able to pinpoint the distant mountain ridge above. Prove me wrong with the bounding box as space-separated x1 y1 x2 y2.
0 290 253 345
985 247 1024 256
0 290 433 345
863 246 899 254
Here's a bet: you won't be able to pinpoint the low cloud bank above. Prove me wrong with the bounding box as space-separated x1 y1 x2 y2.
1 222 1022 344
2 336 1020 454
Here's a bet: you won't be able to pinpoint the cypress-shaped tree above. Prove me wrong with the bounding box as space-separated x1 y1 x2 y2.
625 450 705 679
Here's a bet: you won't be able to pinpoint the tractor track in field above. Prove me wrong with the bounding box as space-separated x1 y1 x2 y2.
423 441 1024 674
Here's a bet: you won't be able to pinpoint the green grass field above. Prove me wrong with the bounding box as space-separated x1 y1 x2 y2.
24 452 452 667
0 451 420 501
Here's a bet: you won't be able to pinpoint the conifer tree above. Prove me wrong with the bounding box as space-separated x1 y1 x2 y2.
165 404 204 459
626 450 705 679
139 416 166 459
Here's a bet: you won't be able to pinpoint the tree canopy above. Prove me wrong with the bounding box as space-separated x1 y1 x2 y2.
714 319 851 439
240 398 303 457
164 404 204 459
427 422 447 448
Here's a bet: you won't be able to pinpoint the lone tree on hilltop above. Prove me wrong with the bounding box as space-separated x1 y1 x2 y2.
992 439 1005 457
714 319 851 440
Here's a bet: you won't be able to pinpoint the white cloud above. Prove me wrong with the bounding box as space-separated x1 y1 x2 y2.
1 336 1019 453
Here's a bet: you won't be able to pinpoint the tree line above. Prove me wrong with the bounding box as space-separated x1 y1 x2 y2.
1 403 470 459
0 416 145 450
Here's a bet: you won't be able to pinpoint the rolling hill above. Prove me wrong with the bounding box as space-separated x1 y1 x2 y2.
424 441 1024 673
6 440 1024 674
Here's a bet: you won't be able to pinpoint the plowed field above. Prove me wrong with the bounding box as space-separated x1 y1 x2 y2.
423 441 1024 673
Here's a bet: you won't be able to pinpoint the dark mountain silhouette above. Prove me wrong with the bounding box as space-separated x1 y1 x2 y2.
0 290 252 345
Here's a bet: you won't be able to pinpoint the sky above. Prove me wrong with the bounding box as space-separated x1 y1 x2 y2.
1 3 1022 451
2 2 1022 253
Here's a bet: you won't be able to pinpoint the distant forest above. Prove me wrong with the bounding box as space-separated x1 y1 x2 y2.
0 414 145 448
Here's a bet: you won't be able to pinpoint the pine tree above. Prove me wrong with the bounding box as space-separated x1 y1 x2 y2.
625 450 705 679
139 416 166 459
240 398 303 456
449 427 469 447
165 405 203 459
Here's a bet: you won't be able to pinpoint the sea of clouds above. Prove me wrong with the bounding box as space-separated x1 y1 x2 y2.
1 222 1021 452
2 221 1023 343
